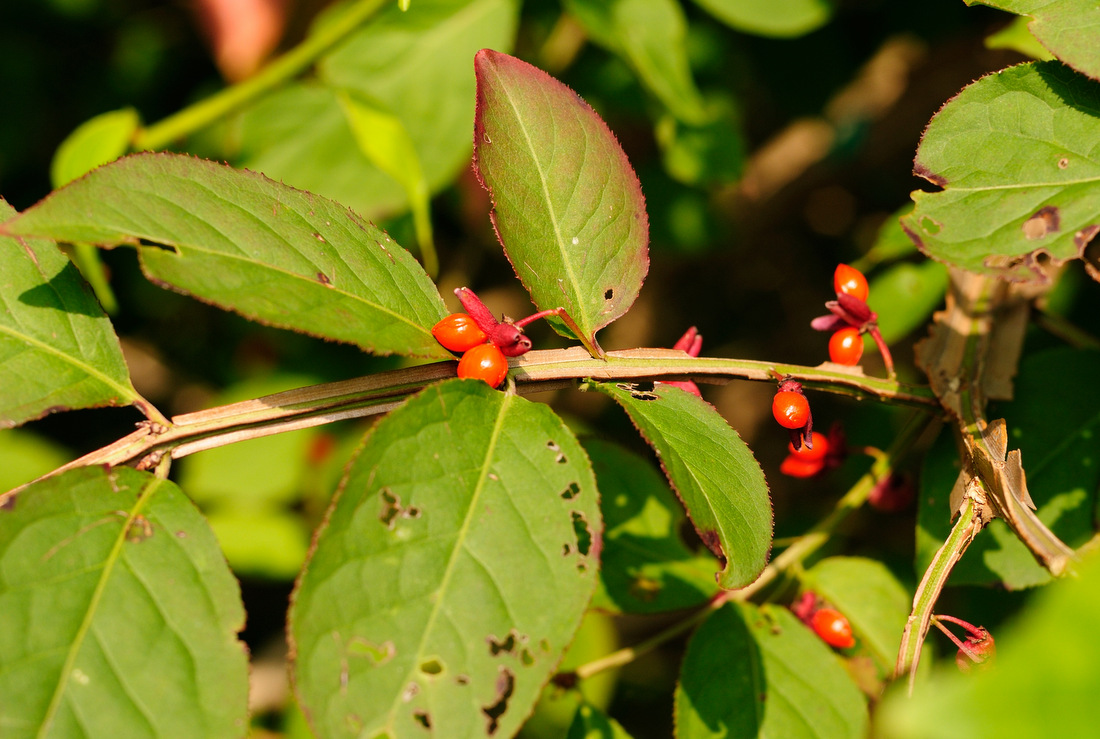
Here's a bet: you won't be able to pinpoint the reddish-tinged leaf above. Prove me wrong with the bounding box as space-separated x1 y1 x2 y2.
473 50 649 354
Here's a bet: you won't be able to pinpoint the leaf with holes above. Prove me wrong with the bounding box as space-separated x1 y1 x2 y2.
585 438 718 614
0 153 450 358
290 379 601 738
473 50 649 355
968 0 1100 80
0 466 249 736
591 382 771 590
902 62 1100 282
0 199 139 428
675 603 869 739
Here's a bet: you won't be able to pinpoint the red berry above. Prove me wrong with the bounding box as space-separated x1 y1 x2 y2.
772 390 810 429
829 327 864 365
780 455 824 478
433 313 488 352
833 264 869 303
788 431 828 462
811 607 855 649
457 344 508 387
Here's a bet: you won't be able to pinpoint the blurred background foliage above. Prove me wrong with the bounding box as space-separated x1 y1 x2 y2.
3 0 1099 736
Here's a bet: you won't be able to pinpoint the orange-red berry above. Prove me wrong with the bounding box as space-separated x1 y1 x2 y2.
811 607 855 649
788 431 828 462
457 343 508 387
433 313 489 352
833 264 869 303
772 390 810 430
829 326 864 365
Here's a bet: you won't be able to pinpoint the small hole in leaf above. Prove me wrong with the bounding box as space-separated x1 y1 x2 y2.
571 511 592 556
521 649 535 666
482 667 516 735
556 453 568 464
546 440 560 452
560 482 580 499
919 215 941 235
379 488 400 528
405 506 422 519
456 674 471 685
540 639 551 652
562 543 573 556
488 632 518 656
419 658 444 675
604 288 614 300
413 711 431 729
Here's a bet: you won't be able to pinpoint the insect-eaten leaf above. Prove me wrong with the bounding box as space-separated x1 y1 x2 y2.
902 62 1100 283
290 379 601 738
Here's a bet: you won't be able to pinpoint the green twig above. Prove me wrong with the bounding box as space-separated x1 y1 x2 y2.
894 491 984 692
2 349 937 504
133 0 388 150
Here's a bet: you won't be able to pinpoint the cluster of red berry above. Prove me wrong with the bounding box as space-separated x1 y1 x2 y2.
791 591 855 649
432 288 558 388
813 263 894 375
779 426 846 478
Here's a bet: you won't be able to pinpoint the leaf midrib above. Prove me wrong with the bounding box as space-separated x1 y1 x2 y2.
37 475 162 738
490 63 585 325
383 388 513 732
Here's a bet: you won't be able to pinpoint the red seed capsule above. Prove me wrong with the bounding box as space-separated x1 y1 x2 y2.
457 344 508 388
811 607 855 649
772 391 810 430
433 313 489 352
833 264 869 303
829 327 864 365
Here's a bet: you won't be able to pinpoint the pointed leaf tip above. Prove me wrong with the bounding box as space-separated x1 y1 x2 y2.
473 50 649 349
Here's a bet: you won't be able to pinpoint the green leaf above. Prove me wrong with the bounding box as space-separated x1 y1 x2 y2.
524 612 620 738
0 199 139 428
206 508 311 580
0 430 69 492
585 438 719 614
917 348 1100 589
0 466 249 737
860 205 916 268
655 102 745 186
237 0 519 220
290 380 601 738
803 557 912 677
675 603 868 739
1 153 451 359
968 0 1100 80
984 14 1056 61
688 0 833 38
567 702 635 739
590 382 772 590
868 260 948 344
902 62 1100 282
473 50 650 352
875 551 1100 738
565 0 709 124
50 108 139 188
337 90 436 274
